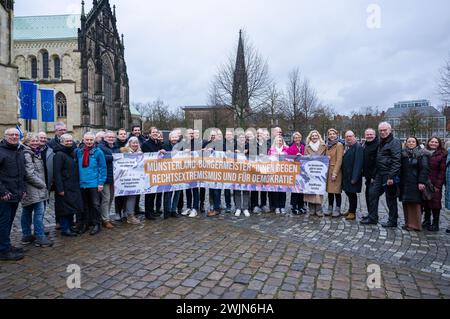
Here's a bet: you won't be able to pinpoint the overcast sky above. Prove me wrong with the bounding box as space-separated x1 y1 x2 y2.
15 0 450 114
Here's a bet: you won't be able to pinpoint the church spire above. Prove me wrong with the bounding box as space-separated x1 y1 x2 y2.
81 0 85 17
232 29 249 126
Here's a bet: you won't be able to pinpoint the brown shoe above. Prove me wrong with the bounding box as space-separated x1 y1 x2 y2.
103 221 114 229
342 211 350 217
345 213 356 221
207 210 219 217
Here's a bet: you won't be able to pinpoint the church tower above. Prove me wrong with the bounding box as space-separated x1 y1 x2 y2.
231 30 250 127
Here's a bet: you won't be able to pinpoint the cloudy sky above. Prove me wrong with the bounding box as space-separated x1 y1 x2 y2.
15 0 450 114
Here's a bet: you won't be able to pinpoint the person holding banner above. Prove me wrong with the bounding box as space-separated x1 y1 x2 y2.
113 129 129 221
181 129 201 218
251 129 271 214
268 135 289 215
234 132 251 217
53 134 81 237
287 132 306 215
75 132 107 235
162 131 184 219
142 127 164 220
325 129 344 218
203 130 223 217
304 130 327 217
223 130 236 214
120 137 143 225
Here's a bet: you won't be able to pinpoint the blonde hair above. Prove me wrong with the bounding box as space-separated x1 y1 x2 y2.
23 133 39 146
327 128 338 137
125 137 142 153
291 132 303 143
306 130 324 145
272 135 287 147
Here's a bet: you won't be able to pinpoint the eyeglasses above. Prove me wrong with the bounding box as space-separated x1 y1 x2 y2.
7 134 20 137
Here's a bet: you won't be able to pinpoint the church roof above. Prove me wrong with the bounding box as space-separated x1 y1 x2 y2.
14 14 81 41
129 104 140 116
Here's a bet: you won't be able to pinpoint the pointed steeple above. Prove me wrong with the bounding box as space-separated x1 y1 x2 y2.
113 5 116 18
93 0 98 7
232 29 249 125
81 0 85 16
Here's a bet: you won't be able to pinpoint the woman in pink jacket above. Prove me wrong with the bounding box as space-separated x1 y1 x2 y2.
268 136 289 214
287 132 306 214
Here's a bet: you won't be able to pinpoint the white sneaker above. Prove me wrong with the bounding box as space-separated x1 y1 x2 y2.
235 209 242 217
182 209 191 216
127 215 141 225
281 208 286 215
275 208 281 215
188 209 198 218
262 206 271 214
253 207 262 214
243 210 251 217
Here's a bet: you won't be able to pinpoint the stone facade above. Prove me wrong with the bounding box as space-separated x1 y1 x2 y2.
0 0 19 135
183 106 235 131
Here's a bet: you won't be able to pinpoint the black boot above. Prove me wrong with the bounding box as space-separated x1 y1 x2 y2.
145 211 156 220
89 224 101 236
422 210 431 228
428 211 440 232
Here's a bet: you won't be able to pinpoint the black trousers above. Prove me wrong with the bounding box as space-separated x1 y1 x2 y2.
365 178 372 214
368 175 399 223
114 196 126 218
345 192 358 213
145 193 163 215
251 191 268 209
81 188 102 226
291 193 305 210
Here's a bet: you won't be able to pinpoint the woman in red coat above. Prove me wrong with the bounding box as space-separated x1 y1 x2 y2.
423 137 447 232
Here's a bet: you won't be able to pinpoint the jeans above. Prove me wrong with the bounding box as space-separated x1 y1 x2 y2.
0 202 19 253
164 191 182 215
368 175 399 223
100 183 114 222
186 188 199 210
81 188 102 226
345 192 358 214
234 191 250 210
124 195 138 217
60 216 72 233
21 201 46 239
210 189 221 211
224 190 232 209
145 193 163 215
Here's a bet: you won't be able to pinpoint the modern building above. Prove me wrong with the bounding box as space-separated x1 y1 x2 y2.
12 0 131 139
385 99 446 141
0 0 19 134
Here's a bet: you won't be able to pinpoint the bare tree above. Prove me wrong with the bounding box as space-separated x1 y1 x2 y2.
283 68 303 132
210 32 271 127
262 83 283 127
311 104 335 137
399 108 426 137
132 102 152 123
439 53 450 103
299 77 318 132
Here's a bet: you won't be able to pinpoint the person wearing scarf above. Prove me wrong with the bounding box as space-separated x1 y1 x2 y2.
268 136 289 215
325 129 344 218
304 130 327 217
399 137 430 231
75 132 107 236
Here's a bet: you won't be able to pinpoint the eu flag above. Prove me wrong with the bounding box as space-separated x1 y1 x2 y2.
19 80 37 120
41 89 55 123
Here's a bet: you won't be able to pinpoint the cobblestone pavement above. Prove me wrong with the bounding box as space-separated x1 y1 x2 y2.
2 192 450 299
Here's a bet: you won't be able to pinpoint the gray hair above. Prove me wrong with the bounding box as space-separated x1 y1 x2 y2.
104 130 115 137
60 134 73 144
365 128 376 135
55 122 66 130
84 132 95 139
4 128 19 136
23 133 39 145
345 130 356 137
378 122 392 130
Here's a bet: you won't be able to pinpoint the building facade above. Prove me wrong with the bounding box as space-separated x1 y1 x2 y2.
183 105 235 131
0 0 19 135
13 0 132 139
385 99 446 141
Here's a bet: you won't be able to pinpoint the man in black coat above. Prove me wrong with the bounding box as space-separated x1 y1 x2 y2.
129 126 146 146
361 122 402 227
115 128 128 149
0 128 26 261
362 128 380 215
142 127 164 219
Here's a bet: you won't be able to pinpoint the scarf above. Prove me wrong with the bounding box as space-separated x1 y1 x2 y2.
82 146 93 168
309 141 321 153
34 147 42 157
327 138 339 150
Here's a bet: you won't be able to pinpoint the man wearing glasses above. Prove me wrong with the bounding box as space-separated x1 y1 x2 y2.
0 128 27 261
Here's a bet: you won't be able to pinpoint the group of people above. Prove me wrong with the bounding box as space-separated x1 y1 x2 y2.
1 121 450 262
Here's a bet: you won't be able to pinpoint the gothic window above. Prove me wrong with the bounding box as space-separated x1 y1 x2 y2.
54 56 61 78
42 51 49 79
56 92 67 118
31 57 37 79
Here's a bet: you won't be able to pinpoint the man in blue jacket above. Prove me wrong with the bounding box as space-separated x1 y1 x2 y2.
76 132 107 235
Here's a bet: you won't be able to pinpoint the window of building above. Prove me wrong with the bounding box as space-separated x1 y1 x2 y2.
56 92 67 118
54 56 61 78
42 51 49 79
31 57 37 79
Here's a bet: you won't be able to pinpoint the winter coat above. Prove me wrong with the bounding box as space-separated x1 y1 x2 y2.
75 146 107 189
363 138 380 180
375 134 402 179
268 146 289 156
444 149 450 210
304 143 327 204
22 146 49 207
98 142 119 185
127 134 146 146
423 149 447 210
142 138 163 153
326 142 344 194
41 145 55 191
342 142 364 194
53 144 83 217
0 140 26 203
114 139 128 149
399 148 430 204
286 143 305 156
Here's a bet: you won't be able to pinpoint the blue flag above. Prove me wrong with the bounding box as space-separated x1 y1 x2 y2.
41 89 55 123
16 124 24 140
19 80 37 120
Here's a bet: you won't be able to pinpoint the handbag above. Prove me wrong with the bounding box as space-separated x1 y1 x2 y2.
422 181 435 201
